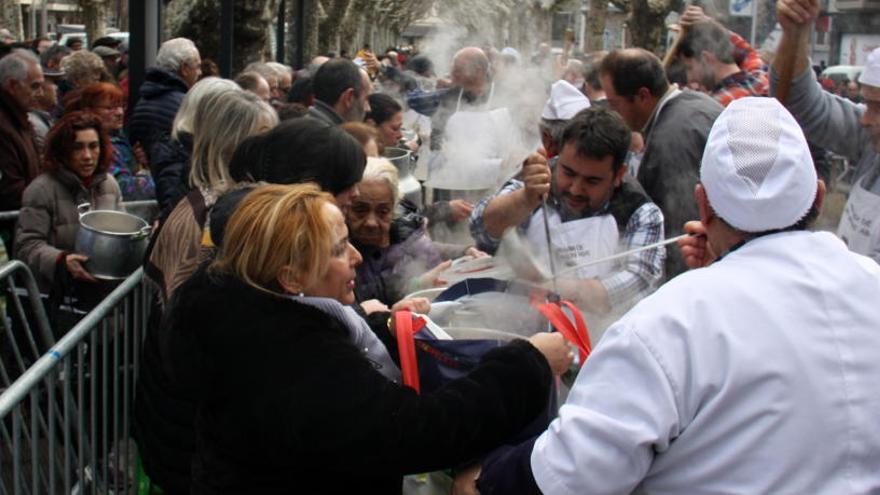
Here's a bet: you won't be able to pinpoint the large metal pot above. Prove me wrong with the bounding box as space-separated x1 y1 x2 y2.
384 147 423 208
74 204 151 280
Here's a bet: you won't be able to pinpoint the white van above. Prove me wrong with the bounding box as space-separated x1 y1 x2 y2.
821 65 863 84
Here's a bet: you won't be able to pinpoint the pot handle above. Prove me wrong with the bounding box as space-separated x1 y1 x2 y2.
77 203 91 217
132 225 152 240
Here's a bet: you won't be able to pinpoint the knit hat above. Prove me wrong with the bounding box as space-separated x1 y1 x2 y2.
858 47 880 88
701 97 817 232
541 80 590 121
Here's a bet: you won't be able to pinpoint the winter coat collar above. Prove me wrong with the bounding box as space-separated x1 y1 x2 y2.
0 87 32 129
140 68 189 98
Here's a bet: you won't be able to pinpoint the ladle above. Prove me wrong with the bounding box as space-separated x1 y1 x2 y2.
551 233 692 279
498 230 694 283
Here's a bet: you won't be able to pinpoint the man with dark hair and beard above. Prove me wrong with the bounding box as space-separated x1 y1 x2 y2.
470 107 665 315
308 58 372 125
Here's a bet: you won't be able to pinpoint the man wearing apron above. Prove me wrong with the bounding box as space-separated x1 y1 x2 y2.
470 107 665 315
772 0 880 263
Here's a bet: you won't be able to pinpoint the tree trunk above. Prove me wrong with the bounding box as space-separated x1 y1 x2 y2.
169 0 278 74
338 0 374 56
79 0 109 46
628 0 672 54
0 0 23 41
303 0 321 61
317 0 352 54
585 0 609 52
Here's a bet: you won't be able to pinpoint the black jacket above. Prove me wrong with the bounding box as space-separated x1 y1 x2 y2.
148 131 193 216
128 68 188 161
163 268 552 494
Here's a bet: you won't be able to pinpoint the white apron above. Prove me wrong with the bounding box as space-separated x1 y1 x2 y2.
525 207 619 280
426 85 516 190
837 171 880 259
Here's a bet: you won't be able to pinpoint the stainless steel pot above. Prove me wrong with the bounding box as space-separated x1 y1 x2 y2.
384 147 423 208
74 204 151 280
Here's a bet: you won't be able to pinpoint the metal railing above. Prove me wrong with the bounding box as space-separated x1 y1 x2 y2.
0 265 151 495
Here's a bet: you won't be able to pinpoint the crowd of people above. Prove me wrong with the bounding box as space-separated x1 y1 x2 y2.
1 0 880 491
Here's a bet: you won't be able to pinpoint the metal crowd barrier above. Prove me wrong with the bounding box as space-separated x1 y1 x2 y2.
0 200 161 224
0 265 151 495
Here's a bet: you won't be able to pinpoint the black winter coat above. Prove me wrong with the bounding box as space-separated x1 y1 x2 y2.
164 269 552 494
128 68 188 161
148 131 192 216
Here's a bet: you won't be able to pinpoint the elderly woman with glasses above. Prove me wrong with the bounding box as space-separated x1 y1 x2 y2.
71 82 155 200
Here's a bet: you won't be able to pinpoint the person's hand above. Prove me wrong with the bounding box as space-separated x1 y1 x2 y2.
360 299 390 315
452 465 482 495
521 153 551 208
391 297 431 314
65 254 98 282
555 278 611 315
362 51 380 75
528 332 574 375
678 221 716 269
776 0 820 31
418 260 452 289
464 246 489 258
679 5 710 27
133 142 148 167
448 199 474 222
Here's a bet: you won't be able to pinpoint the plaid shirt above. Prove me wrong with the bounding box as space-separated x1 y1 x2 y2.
714 31 770 107
469 180 666 310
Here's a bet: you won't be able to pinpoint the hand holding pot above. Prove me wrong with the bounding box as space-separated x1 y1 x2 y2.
528 332 574 375
391 297 431 314
417 260 452 290
448 199 475 222
65 254 97 282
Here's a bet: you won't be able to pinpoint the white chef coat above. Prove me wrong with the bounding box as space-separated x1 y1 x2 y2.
531 230 880 495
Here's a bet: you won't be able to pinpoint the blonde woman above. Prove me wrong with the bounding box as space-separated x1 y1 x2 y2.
163 183 572 493
145 89 277 306
149 76 240 212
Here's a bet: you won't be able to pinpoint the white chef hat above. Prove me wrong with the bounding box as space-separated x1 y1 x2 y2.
701 97 817 233
858 47 880 88
541 80 590 121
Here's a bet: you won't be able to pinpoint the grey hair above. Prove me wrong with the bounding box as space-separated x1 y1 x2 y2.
60 50 104 86
244 62 280 83
539 118 569 148
0 49 39 85
189 90 279 192
155 37 199 72
172 76 240 139
361 157 400 205
265 61 292 77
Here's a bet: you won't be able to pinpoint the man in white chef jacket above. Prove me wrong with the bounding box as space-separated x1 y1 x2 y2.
472 97 880 494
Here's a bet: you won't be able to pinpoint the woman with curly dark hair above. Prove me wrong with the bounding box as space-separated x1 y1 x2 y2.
14 110 122 292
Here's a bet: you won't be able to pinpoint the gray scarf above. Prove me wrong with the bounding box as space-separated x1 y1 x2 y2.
290 295 402 383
